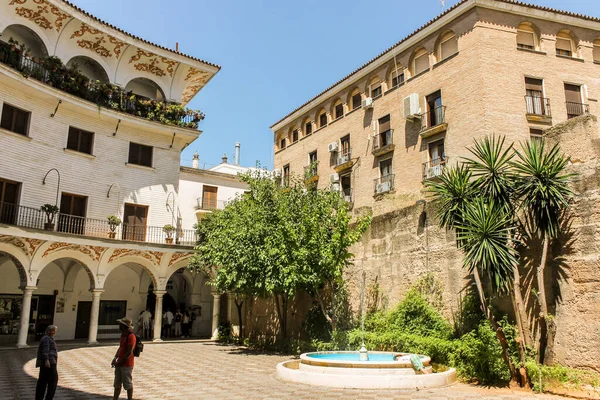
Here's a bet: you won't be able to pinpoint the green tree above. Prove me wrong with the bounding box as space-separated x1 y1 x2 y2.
512 140 574 365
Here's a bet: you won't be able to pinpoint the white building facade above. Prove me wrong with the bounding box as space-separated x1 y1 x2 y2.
0 0 220 345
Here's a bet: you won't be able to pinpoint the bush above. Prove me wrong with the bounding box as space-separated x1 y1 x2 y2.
386 290 453 339
526 362 600 393
302 305 332 342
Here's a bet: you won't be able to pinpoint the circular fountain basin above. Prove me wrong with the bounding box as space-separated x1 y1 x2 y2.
276 351 456 389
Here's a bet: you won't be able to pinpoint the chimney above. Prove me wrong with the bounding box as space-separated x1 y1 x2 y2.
234 142 240 165
221 153 228 164
192 151 199 169
175 42 179 52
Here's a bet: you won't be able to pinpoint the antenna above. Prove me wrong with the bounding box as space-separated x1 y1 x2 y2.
440 0 445 10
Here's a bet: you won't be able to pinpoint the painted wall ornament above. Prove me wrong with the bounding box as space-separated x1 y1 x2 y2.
10 0 70 32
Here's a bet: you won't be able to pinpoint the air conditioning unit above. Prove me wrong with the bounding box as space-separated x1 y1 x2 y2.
376 181 391 194
329 173 340 183
328 141 339 153
344 194 352 203
403 93 421 121
337 154 349 165
273 169 282 178
362 97 374 109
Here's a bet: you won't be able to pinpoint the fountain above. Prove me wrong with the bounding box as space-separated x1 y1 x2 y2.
275 272 457 389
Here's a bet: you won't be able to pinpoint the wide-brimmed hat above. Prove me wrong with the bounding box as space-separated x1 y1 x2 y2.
116 317 134 328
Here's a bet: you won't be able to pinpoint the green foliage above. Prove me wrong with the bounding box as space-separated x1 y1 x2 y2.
217 322 234 342
107 215 122 226
302 304 332 342
526 361 600 393
453 293 485 337
386 290 453 339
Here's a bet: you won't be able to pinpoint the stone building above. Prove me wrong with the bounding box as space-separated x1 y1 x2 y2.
0 0 222 345
269 0 600 368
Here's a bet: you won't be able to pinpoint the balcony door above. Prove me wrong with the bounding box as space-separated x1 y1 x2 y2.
426 91 443 127
0 178 20 225
525 78 544 115
58 193 87 234
564 84 583 118
429 140 445 166
123 203 148 241
202 186 218 210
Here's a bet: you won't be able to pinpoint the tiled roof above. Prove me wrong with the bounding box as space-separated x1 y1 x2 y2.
59 0 221 70
270 0 600 129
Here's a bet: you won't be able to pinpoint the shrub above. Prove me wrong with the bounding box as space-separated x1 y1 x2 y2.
526 362 600 393
386 290 453 339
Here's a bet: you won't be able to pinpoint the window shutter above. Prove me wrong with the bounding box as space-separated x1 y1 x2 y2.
556 37 572 52
564 84 581 103
441 37 458 59
525 78 543 92
379 115 391 133
352 93 361 109
517 31 535 48
415 53 429 74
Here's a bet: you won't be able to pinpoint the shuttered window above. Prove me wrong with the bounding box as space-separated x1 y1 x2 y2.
517 30 535 49
319 113 327 127
440 34 458 59
67 127 94 154
335 103 344 119
556 37 573 57
1 104 30 136
564 84 581 103
414 52 429 75
292 130 298 142
379 115 391 133
128 142 153 167
352 93 362 110
305 122 312 135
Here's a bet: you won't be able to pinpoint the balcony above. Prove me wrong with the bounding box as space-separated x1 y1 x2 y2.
0 203 197 246
0 42 203 130
195 197 227 211
304 161 319 183
372 130 395 157
566 101 590 119
422 157 448 181
420 106 447 138
334 149 353 172
525 96 552 123
373 174 395 195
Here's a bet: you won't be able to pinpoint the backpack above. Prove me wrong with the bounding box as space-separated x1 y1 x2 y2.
129 332 143 357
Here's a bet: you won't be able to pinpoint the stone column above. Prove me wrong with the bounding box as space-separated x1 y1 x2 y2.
210 293 221 340
87 289 104 345
153 290 166 342
17 286 37 348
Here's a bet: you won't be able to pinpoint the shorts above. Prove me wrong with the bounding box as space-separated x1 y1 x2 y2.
114 366 133 390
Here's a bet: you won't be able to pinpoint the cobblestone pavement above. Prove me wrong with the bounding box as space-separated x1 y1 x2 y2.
0 341 569 400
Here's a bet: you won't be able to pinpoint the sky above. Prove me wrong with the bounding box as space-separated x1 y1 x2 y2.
69 0 598 169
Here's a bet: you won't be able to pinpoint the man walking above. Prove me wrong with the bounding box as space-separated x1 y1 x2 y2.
112 317 136 400
36 325 58 400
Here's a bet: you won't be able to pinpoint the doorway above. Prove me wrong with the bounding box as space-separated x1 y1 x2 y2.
75 301 91 339
58 193 87 234
123 203 148 241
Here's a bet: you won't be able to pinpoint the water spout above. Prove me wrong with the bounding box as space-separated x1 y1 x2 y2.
359 270 368 360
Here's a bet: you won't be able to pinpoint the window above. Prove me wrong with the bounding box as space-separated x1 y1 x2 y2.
351 90 362 110
339 135 351 163
1 103 30 136
201 185 218 209
307 151 318 177
319 112 327 128
67 127 94 154
425 90 443 128
439 31 458 61
517 23 537 50
128 142 153 167
98 301 127 325
341 174 352 202
565 84 585 118
525 78 547 116
428 139 445 165
58 192 87 234
280 138 286 149
556 31 574 57
594 39 600 62
0 178 20 225
391 69 404 88
309 150 318 164
530 128 543 142
304 121 313 135
283 164 290 186
377 115 392 149
292 129 298 143
412 48 429 76
334 102 344 119
369 79 382 98
380 158 392 178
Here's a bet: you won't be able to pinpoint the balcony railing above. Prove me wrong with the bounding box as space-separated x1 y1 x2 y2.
0 42 203 130
422 157 448 180
373 174 395 194
0 203 197 246
304 161 319 179
196 197 227 211
566 101 590 119
373 130 393 151
421 106 446 132
525 96 551 117
335 149 352 167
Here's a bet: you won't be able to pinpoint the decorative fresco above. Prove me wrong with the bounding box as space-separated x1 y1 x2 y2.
129 49 177 77
41 242 107 262
181 67 212 104
70 22 126 59
168 252 193 267
9 0 70 32
108 248 163 266
0 234 29 256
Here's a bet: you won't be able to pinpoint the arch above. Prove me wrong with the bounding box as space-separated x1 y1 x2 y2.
317 107 328 128
331 98 344 120
102 255 159 289
556 29 578 57
366 76 382 98
66 55 110 84
302 116 313 136
276 130 287 150
1 24 49 59
594 38 600 63
287 126 296 144
516 22 540 51
0 250 28 288
347 87 362 111
436 30 458 62
125 77 165 101
387 59 404 89
409 47 429 77
33 252 96 290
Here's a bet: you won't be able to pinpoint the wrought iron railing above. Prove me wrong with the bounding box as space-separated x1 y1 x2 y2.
0 203 197 246
525 96 551 116
566 101 589 119
373 174 395 194
422 157 448 180
336 149 352 167
0 41 203 129
373 130 393 151
195 197 227 210
421 106 446 131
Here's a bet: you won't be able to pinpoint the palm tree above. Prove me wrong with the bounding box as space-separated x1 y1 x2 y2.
512 140 574 365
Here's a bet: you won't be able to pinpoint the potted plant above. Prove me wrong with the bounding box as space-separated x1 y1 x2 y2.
107 215 121 239
163 224 176 244
8 37 16 52
40 204 59 231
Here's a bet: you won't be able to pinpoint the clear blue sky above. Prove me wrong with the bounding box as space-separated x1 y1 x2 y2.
70 0 597 169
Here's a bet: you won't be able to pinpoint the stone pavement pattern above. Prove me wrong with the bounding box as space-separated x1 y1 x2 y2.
0 342 569 400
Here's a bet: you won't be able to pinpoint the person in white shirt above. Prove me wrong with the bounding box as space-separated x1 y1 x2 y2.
140 308 152 340
163 309 174 338
174 309 182 338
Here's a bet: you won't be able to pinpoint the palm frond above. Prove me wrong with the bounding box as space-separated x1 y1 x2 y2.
425 164 475 230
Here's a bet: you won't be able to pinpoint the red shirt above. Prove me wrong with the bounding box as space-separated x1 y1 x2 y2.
117 331 136 367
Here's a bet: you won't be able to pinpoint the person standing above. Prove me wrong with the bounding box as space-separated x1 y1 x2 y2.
112 317 136 400
36 325 58 400
182 311 190 338
162 308 174 338
174 309 182 338
140 308 152 340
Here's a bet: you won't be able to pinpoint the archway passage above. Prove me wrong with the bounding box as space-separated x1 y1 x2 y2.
66 56 109 84
125 77 165 101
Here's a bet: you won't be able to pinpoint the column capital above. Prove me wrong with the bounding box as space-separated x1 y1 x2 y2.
22 286 37 293
90 289 105 295
154 290 167 296
212 293 222 300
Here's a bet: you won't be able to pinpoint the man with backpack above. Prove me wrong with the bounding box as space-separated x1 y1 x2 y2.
112 317 141 400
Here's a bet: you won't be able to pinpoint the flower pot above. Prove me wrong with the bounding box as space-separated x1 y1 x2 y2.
165 237 174 244
9 45 16 51
108 231 116 239
44 223 55 231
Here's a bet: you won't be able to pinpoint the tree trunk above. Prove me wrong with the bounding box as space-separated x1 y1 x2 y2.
234 296 244 340
315 286 336 332
513 265 532 348
537 232 551 364
273 293 288 339
472 269 518 385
